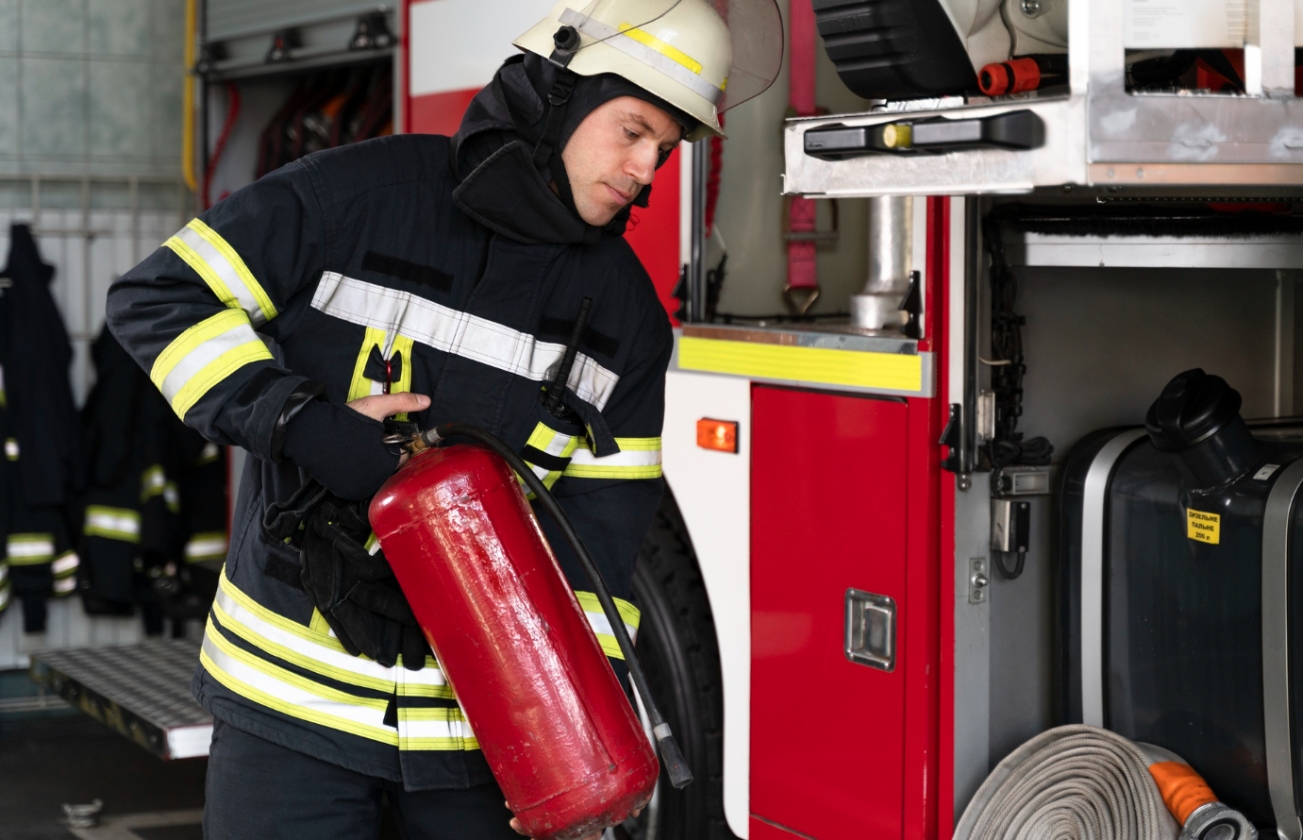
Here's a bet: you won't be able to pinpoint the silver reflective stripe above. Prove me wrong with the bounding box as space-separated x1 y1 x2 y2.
568 446 662 468
1263 458 1303 840
159 321 264 408
7 536 54 559
51 552 79 576
1080 428 1147 729
86 508 141 539
52 575 76 594
584 609 639 645
559 9 723 105
311 272 620 411
4 438 17 459
185 535 228 561
172 223 272 326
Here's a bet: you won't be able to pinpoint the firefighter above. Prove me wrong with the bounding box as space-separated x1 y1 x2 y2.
106 1 779 837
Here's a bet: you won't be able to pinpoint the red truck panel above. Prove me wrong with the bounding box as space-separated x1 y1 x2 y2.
751 386 910 839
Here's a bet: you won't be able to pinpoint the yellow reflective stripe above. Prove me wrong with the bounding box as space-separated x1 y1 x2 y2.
150 309 273 419
196 442 221 465
520 421 582 494
397 705 479 751
347 329 415 418
217 570 443 686
184 532 228 562
219 568 348 652
200 632 400 746
213 598 398 695
166 218 278 324
140 465 178 511
141 464 166 502
205 619 389 712
678 336 925 394
347 326 388 402
84 505 142 543
51 551 79 577
309 608 332 636
614 436 661 451
618 22 703 74
564 437 663 479
574 592 640 660
0 579 9 611
7 534 55 565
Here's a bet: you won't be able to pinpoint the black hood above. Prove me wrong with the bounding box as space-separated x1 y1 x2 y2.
450 53 691 246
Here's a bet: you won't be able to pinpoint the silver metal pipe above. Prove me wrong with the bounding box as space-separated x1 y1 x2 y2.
850 195 913 330
688 139 708 323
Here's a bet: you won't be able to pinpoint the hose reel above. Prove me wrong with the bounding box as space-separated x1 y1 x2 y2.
955 725 1257 840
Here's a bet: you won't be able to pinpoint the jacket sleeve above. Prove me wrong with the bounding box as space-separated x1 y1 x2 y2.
530 313 673 662
105 161 328 461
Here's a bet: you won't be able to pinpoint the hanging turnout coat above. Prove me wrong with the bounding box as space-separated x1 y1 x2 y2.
77 328 229 631
105 132 672 790
1 224 82 632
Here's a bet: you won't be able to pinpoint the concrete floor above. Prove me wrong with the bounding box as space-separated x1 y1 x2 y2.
0 671 404 840
0 711 207 840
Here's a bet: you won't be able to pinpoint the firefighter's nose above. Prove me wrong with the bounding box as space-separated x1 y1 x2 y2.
628 144 658 187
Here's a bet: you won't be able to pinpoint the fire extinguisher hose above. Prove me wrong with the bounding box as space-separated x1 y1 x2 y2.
955 725 1256 840
416 421 695 791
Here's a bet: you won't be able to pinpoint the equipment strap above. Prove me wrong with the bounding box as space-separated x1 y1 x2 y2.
784 0 820 313
532 71 578 171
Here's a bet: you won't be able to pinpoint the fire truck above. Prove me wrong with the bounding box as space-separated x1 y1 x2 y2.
410 0 1303 837
26 0 1303 838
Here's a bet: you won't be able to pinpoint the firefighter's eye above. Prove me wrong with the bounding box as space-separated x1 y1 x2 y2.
623 127 641 141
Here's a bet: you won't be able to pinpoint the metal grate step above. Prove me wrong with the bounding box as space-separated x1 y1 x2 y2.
30 640 211 760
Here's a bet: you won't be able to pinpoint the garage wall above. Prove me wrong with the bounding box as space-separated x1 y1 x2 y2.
0 0 193 668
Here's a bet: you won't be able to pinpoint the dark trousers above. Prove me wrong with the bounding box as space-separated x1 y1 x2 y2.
204 718 520 840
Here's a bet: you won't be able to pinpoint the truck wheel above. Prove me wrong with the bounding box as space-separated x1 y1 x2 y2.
616 487 735 840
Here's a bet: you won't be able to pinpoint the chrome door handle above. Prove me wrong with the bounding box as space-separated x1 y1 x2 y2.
845 589 896 672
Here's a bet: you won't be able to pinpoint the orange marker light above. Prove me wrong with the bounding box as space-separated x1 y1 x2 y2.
696 418 739 454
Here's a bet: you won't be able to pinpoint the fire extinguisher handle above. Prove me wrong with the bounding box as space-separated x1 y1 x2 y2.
427 422 695 790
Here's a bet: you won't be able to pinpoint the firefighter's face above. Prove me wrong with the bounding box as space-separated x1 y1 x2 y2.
561 96 682 226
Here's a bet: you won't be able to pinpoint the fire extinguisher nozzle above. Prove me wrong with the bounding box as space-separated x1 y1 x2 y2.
654 729 694 790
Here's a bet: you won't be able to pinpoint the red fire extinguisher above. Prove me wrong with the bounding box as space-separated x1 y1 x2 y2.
370 422 691 840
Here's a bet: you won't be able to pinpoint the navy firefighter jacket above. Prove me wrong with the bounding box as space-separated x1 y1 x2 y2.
105 133 672 790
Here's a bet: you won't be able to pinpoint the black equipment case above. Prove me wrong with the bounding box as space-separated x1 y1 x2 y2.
1061 369 1303 835
812 0 978 100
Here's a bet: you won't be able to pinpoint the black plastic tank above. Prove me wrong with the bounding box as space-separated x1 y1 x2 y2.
812 0 978 100
1061 369 1303 832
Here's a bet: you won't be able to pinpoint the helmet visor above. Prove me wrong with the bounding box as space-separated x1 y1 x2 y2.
564 0 783 113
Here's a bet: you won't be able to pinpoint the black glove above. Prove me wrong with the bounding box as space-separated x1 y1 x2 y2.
270 486 430 671
279 398 401 500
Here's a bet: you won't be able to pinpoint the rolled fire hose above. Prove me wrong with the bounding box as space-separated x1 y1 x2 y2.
955 725 1257 840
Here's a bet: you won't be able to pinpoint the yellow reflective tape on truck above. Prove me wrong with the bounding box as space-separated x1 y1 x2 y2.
678 336 924 393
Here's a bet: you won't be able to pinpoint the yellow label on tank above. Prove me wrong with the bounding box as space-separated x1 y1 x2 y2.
1186 509 1221 544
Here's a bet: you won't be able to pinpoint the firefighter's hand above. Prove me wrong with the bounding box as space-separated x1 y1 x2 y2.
346 392 430 421
508 807 643 838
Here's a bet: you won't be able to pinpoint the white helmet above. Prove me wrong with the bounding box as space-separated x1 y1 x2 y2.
514 0 783 141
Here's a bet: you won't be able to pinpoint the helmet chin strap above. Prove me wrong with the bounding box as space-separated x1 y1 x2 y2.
532 26 581 172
